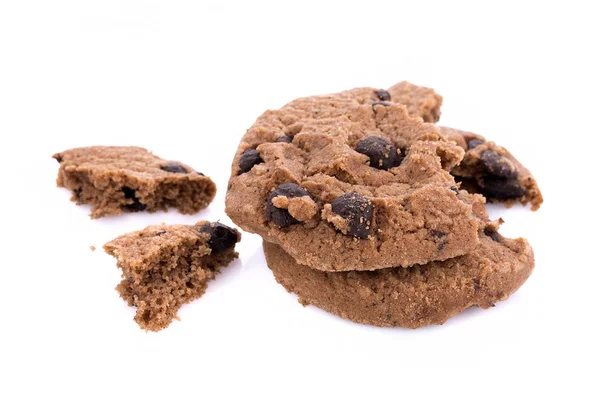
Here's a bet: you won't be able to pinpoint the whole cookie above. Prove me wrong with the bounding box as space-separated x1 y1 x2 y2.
226 82 482 271
264 230 534 328
440 127 543 211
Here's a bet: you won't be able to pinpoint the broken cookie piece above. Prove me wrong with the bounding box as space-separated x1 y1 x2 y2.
440 127 543 210
53 146 216 219
103 221 240 332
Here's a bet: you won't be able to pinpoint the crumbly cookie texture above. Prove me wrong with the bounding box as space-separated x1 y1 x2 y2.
264 229 534 328
104 221 240 332
53 146 216 219
226 82 483 271
441 127 543 211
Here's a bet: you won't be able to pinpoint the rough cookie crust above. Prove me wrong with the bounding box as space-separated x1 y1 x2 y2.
441 127 543 210
226 83 482 271
264 230 534 328
53 146 216 218
104 221 240 331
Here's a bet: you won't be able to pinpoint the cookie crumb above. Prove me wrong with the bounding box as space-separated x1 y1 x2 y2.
89 245 96 252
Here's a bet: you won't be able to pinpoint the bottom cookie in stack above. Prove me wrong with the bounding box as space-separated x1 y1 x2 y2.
263 230 534 328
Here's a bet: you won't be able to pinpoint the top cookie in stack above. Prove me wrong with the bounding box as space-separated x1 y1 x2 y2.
225 82 542 272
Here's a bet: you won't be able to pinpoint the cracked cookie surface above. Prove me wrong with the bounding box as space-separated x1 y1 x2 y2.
264 229 534 328
53 146 216 218
226 83 482 271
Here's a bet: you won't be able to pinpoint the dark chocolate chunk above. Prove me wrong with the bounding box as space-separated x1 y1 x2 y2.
371 101 390 111
200 222 238 253
356 136 403 170
450 186 459 195
467 138 485 150
161 162 188 174
330 192 373 239
375 90 391 101
238 148 263 174
430 230 446 239
473 278 481 292
484 228 501 242
480 150 517 178
276 136 293 143
430 230 447 251
266 183 310 228
155 230 167 236
122 187 147 212
479 176 526 199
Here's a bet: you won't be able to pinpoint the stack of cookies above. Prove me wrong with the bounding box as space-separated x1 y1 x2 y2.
225 82 542 328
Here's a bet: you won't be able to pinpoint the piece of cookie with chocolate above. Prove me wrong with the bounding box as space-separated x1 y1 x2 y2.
441 127 543 210
53 146 216 218
104 221 240 331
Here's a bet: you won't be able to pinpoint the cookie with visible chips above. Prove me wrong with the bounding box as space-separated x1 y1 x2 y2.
226 82 485 271
104 221 240 331
53 146 216 218
441 127 543 210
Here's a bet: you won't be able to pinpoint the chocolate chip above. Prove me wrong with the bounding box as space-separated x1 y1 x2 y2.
371 101 390 111
74 188 82 199
196 171 205 176
484 228 501 242
385 313 392 320
356 136 403 170
430 230 447 250
330 192 373 239
122 187 147 212
276 136 293 143
480 150 517 178
430 230 446 239
450 186 459 195
479 176 526 199
473 278 481 292
55 155 63 163
200 222 238 253
161 162 187 174
266 183 309 228
238 148 263 174
155 230 167 236
375 90 391 101
467 138 485 150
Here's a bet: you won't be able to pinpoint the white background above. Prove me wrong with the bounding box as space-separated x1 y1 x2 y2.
1 1 599 404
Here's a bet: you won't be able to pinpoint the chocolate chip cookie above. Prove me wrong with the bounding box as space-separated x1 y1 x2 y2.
440 127 543 210
264 229 534 328
104 221 240 331
53 146 216 218
226 83 483 271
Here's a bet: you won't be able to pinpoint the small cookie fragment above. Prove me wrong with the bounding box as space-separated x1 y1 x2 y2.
440 127 543 210
53 146 216 219
103 221 241 332
264 229 534 328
